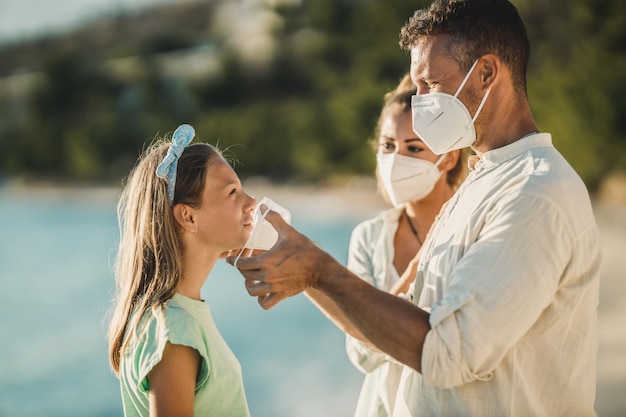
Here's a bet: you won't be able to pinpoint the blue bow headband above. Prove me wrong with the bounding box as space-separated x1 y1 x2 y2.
156 124 195 203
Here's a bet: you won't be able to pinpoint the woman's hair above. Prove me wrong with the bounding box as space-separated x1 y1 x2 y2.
372 73 468 202
108 137 223 375
399 0 530 96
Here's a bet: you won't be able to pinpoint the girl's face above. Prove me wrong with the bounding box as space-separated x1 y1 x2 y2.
377 109 439 163
191 158 256 252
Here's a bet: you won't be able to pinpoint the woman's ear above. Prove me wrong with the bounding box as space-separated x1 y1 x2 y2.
172 203 196 233
440 150 460 172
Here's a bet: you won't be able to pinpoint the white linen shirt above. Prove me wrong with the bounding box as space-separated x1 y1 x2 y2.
346 207 406 417
394 133 601 417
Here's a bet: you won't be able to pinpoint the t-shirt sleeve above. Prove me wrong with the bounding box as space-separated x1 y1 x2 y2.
133 305 210 393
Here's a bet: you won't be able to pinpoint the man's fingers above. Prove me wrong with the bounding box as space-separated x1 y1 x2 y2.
245 278 273 296
259 292 283 310
225 208 318 310
226 251 263 270
261 207 291 235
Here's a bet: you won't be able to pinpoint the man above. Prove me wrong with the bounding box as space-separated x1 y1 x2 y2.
228 1 601 416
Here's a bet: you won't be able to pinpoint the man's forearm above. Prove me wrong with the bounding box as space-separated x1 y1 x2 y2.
314 264 431 372
305 288 371 344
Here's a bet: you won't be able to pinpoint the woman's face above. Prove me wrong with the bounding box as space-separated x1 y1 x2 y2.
191 158 257 252
377 109 439 163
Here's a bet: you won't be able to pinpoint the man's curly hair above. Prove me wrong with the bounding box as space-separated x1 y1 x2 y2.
400 0 530 96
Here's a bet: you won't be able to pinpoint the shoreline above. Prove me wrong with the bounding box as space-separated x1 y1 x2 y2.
0 176 391 218
3 174 626 206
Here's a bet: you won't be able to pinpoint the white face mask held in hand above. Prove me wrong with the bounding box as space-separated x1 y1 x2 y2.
377 152 447 207
411 59 491 155
233 196 291 268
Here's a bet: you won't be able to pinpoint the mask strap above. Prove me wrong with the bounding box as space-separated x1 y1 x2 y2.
233 205 270 268
453 59 492 124
471 88 491 124
233 247 252 269
434 153 448 167
453 59 479 99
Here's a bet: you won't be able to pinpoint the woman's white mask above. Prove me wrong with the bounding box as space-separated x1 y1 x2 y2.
411 59 491 155
377 152 447 207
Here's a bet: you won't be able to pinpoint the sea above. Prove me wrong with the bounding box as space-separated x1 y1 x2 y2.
0 185 386 417
1 184 626 417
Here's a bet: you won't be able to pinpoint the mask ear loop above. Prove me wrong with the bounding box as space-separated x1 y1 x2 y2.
434 153 448 167
453 59 480 99
470 88 491 124
233 205 271 268
453 59 492 126
432 153 449 179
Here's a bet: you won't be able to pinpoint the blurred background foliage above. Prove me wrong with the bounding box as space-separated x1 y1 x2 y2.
0 0 624 193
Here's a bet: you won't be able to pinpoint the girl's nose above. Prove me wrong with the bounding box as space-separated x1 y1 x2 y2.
246 194 257 211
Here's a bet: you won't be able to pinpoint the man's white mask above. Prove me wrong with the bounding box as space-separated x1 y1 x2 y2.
411 59 491 155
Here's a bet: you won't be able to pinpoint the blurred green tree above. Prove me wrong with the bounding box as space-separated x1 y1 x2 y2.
0 0 623 192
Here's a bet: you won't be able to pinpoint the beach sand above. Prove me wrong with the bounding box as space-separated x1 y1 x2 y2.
594 203 626 417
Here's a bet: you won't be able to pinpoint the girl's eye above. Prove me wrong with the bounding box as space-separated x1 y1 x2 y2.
229 188 237 196
408 146 423 154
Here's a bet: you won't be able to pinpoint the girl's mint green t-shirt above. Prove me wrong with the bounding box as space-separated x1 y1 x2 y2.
119 293 251 417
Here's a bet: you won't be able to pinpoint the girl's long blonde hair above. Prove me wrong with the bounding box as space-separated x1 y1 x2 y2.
108 137 223 375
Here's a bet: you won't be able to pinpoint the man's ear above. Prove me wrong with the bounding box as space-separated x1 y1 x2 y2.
478 54 499 91
172 203 196 233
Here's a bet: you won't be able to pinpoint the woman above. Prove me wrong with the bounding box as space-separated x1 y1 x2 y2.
346 75 468 417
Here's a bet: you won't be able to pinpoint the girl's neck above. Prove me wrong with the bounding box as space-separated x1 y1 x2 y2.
177 244 220 301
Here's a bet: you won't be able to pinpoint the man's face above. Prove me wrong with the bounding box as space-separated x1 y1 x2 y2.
410 34 485 147
410 35 466 96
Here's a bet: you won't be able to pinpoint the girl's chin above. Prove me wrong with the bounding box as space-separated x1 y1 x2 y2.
217 243 250 259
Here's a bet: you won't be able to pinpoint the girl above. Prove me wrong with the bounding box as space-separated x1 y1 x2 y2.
108 124 255 417
345 75 468 417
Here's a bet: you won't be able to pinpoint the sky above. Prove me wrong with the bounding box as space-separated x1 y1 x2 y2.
0 0 188 43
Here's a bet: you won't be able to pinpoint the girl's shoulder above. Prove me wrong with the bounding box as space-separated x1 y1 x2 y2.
132 297 204 349
121 301 207 395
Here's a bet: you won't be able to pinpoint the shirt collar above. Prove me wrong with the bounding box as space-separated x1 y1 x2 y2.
385 206 405 223
468 133 552 171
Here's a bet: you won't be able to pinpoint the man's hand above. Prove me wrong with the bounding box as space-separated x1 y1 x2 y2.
227 207 430 371
226 207 338 310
